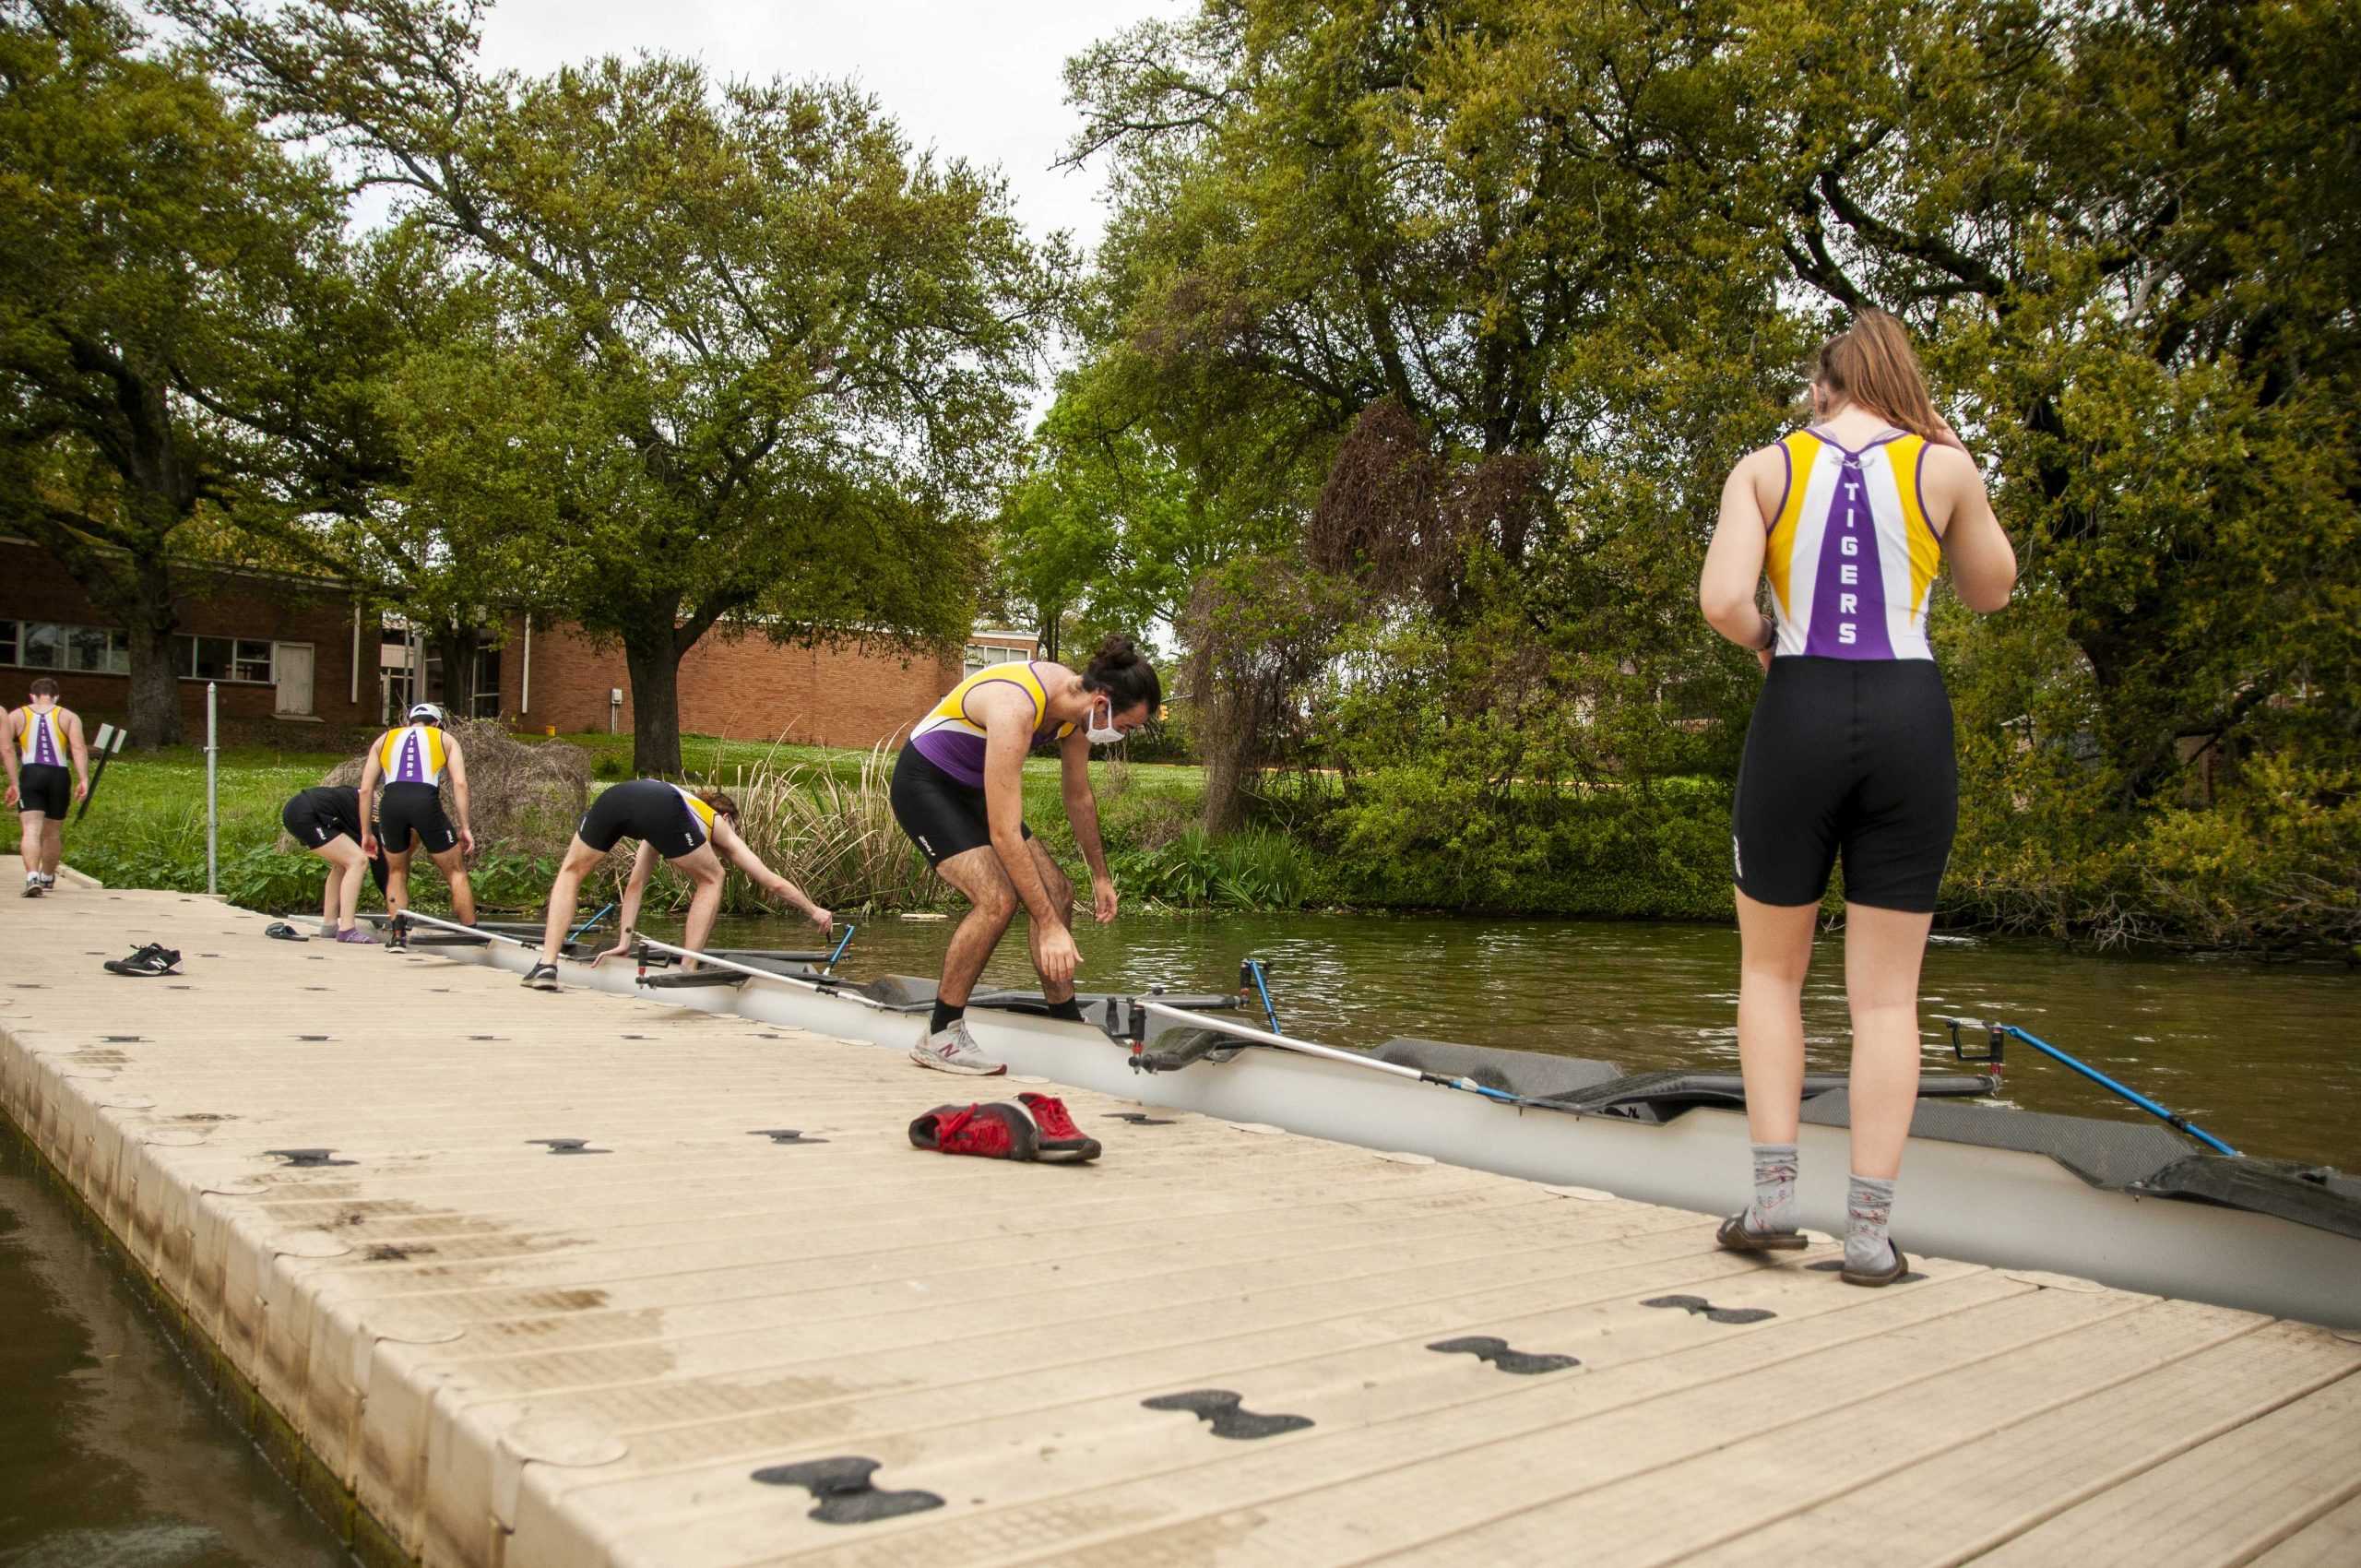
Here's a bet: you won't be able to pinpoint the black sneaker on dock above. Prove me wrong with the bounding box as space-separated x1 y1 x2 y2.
522 962 560 992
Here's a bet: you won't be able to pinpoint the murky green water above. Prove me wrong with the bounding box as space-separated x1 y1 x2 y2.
714 910 2361 1171
0 1130 350 1568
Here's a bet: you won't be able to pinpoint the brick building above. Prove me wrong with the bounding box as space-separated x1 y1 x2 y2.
0 539 374 737
2 536 1038 749
490 617 1040 747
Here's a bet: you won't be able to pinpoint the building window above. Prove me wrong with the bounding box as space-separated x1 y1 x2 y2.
5 621 129 674
473 647 502 719
173 635 274 683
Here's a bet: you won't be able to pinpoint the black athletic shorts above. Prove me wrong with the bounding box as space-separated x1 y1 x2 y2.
577 778 709 860
14 763 69 818
377 780 459 856
1731 657 1957 913
281 785 364 849
890 744 1030 867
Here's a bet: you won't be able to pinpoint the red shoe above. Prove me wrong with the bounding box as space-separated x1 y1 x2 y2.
1016 1093 1102 1163
908 1102 1038 1160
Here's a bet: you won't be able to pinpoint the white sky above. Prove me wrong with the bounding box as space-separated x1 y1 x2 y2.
471 0 1184 257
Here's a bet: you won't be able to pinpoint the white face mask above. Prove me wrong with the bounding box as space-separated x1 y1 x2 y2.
1084 695 1125 746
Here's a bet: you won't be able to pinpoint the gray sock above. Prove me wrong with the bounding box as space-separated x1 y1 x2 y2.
1743 1142 1798 1234
1846 1173 1896 1272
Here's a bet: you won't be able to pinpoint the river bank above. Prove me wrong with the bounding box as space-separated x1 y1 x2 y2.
9 733 2355 958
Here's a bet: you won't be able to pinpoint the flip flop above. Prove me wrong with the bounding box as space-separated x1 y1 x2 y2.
264 922 309 941
1841 1242 1911 1287
1716 1213 1808 1253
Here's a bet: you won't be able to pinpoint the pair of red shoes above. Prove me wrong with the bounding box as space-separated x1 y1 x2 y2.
909 1093 1101 1163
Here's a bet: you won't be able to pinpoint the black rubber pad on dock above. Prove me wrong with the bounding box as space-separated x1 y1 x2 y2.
1427 1335 1581 1374
750 1456 944 1525
1142 1390 1315 1440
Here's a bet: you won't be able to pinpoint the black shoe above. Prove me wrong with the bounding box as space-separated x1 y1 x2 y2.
264 922 308 942
522 962 560 991
386 925 408 953
103 944 180 977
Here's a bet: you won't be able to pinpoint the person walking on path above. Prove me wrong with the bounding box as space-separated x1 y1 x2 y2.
4 678 88 897
358 703 477 946
1696 310 2017 1284
522 781 831 990
279 784 388 943
889 636 1158 1075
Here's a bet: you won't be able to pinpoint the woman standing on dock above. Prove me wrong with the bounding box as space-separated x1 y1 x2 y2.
890 636 1158 1075
522 781 831 990
358 704 478 947
1696 311 2016 1283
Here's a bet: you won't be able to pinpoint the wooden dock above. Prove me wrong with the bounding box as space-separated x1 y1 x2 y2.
5 888 2357 1568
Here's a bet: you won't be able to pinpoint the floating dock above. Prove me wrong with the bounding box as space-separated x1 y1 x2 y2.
5 888 2358 1567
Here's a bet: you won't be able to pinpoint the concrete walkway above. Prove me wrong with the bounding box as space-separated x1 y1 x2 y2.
4 887 2357 1568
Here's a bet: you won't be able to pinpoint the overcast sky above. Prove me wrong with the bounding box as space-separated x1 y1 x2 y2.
469 0 1185 257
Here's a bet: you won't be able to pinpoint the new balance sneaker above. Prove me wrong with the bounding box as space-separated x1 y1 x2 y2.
22 873 42 898
1014 1092 1102 1163
908 1102 1038 1160
522 962 561 991
38 873 56 889
908 1018 1005 1076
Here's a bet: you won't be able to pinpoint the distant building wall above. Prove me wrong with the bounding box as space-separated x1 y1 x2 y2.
497 620 1042 749
0 540 371 736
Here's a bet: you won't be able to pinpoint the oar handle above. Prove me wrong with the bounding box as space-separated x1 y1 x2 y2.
395 909 530 948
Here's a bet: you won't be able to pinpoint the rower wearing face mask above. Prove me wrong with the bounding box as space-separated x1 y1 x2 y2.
890 636 1161 1075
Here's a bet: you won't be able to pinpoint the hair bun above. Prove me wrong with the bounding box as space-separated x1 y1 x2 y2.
1094 634 1138 668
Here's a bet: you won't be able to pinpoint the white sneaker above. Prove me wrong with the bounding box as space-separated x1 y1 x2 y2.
908 1017 1006 1076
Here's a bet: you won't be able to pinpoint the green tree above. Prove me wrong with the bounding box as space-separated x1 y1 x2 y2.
177 0 1066 774
0 0 398 743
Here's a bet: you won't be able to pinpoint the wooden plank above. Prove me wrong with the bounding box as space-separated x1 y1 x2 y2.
1965 1369 2361 1567
2249 1491 2361 1568
1675 1320 2361 1568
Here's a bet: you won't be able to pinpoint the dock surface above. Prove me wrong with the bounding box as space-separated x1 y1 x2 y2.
5 888 2359 1567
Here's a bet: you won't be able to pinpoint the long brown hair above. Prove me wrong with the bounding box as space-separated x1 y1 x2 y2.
1815 310 1942 440
697 788 740 826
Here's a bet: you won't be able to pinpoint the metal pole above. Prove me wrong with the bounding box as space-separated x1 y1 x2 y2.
205 682 219 896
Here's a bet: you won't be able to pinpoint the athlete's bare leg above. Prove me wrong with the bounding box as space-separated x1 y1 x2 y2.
383 845 413 924
537 837 606 963
675 845 726 957
314 837 370 931
1735 889 1819 1146
931 845 1018 1007
1841 902 1935 1182
1022 839 1077 1004
17 811 43 885
426 843 475 924
39 816 63 879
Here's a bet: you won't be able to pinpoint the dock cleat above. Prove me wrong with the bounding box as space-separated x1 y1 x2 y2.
1015 1092 1102 1163
908 1102 1038 1160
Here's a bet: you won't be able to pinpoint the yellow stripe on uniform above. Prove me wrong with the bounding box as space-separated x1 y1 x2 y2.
1765 430 1820 621
1889 434 1943 617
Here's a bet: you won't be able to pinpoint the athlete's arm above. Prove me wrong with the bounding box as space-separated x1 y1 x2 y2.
444 738 476 856
714 818 831 932
356 738 385 856
66 710 89 801
3 709 20 805
594 841 658 965
1058 727 1118 923
1700 447 1782 666
976 684 1078 984
1922 444 2016 612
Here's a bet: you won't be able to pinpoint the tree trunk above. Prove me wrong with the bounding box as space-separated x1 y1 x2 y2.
622 623 685 777
432 622 481 715
120 547 183 748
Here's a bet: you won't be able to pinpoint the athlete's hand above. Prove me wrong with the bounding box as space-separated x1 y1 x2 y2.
1756 646 1774 674
1092 875 1118 924
1038 924 1081 987
458 826 476 858
807 906 834 936
588 939 631 968
359 830 378 859
73 780 88 802
3 784 16 808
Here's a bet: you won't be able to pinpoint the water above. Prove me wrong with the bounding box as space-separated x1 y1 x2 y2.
0 1131 350 1568
714 910 2361 1171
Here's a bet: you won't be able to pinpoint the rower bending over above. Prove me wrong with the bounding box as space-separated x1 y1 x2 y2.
358 703 476 948
523 781 831 991
890 636 1159 1075
279 784 389 942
